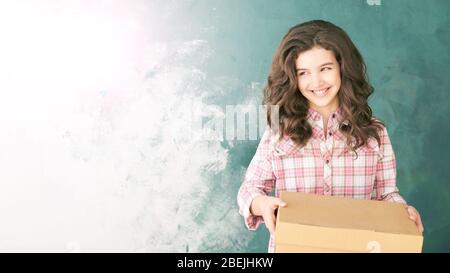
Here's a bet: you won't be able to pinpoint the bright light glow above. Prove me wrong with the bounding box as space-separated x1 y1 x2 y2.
0 1 146 124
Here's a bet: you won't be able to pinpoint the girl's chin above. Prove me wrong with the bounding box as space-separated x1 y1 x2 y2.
308 96 339 109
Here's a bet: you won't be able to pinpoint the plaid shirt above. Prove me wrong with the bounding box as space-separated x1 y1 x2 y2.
237 106 406 253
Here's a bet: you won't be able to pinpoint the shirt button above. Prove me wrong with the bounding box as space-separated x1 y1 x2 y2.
326 160 330 164
328 132 332 136
332 114 336 118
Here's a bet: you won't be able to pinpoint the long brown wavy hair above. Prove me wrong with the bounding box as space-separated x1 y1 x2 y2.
264 20 384 153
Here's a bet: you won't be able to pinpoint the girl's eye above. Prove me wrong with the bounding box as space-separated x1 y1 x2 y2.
298 72 307 76
321 67 332 71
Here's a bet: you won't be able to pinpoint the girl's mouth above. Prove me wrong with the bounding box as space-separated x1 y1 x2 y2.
311 87 330 97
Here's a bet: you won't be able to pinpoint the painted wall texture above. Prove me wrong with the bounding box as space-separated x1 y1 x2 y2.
0 0 448 252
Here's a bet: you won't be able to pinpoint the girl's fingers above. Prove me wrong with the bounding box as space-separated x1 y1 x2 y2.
264 212 276 235
277 199 287 207
407 206 417 220
415 210 424 233
265 197 288 235
407 206 424 233
270 197 287 209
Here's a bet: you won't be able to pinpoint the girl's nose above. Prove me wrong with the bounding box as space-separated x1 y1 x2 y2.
310 73 324 89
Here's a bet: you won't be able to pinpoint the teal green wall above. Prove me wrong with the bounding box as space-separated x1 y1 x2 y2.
179 0 449 252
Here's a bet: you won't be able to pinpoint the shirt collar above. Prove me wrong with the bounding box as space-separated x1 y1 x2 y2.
306 106 343 124
274 106 346 155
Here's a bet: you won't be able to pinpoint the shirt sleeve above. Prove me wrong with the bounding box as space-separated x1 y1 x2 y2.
237 128 276 230
372 125 407 204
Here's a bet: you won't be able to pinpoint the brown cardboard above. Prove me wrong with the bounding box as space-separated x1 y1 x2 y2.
275 192 423 253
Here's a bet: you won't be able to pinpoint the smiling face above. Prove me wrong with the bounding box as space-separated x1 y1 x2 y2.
296 46 341 116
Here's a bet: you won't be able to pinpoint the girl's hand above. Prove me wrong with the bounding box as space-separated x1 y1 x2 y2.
250 196 287 235
407 205 424 234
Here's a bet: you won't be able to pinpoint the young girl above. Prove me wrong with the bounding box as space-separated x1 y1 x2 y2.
237 20 424 253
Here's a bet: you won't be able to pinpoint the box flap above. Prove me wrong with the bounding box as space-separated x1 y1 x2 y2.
278 192 421 235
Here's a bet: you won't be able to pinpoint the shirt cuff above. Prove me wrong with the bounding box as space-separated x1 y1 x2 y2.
382 192 407 205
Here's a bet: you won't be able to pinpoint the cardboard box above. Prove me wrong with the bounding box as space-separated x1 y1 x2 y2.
275 192 423 253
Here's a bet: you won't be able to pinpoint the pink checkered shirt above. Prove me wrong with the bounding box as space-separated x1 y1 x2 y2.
237 106 406 253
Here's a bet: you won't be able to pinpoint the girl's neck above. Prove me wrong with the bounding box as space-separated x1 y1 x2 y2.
309 102 340 135
310 104 339 122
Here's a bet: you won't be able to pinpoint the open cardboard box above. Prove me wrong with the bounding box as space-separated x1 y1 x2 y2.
275 192 423 253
